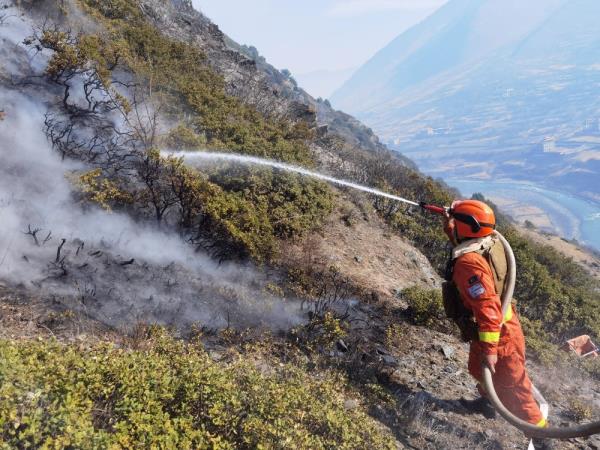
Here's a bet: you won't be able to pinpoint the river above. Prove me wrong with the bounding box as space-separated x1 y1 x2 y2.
446 179 600 252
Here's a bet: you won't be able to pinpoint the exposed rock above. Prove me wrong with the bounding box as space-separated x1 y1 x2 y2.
344 399 360 410
375 346 390 356
441 345 455 359
209 350 223 361
483 429 495 439
381 354 398 366
588 435 600 449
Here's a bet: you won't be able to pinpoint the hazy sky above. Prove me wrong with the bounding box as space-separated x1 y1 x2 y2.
192 0 446 76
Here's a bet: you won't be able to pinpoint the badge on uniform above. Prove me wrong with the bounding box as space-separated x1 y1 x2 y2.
468 282 486 298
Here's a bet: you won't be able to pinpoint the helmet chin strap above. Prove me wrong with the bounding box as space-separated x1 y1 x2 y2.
453 229 484 244
452 227 460 245
451 210 496 235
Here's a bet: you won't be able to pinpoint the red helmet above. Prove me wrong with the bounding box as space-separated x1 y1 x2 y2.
450 200 496 239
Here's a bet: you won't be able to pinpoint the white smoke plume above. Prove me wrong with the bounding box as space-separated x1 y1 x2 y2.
0 6 303 331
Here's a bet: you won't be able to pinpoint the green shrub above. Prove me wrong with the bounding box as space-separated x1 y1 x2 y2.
385 323 405 349
208 166 333 240
200 186 278 261
502 227 600 343
581 356 600 381
0 332 396 449
519 316 558 365
81 0 315 165
401 286 445 327
164 124 207 150
567 398 593 422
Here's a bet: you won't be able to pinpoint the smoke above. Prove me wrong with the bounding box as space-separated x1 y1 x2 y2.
0 7 303 331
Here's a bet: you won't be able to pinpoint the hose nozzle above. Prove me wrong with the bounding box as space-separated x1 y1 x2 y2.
419 202 448 216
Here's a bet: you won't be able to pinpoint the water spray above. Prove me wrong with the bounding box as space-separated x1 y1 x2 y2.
170 150 600 439
165 151 455 218
164 151 421 207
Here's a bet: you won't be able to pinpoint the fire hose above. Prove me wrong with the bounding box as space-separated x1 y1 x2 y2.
419 202 600 439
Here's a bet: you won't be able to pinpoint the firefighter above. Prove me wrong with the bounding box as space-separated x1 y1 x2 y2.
442 199 553 450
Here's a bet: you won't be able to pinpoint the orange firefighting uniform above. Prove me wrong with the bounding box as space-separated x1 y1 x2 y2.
453 251 546 427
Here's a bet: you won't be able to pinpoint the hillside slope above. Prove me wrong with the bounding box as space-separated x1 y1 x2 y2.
0 0 599 448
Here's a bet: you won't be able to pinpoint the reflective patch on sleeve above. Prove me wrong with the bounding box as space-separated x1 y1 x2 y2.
536 418 547 428
467 282 486 298
479 331 500 343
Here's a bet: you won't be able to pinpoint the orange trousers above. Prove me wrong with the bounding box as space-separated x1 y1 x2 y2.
468 325 545 426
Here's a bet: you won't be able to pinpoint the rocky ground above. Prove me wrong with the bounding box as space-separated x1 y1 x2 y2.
279 198 441 302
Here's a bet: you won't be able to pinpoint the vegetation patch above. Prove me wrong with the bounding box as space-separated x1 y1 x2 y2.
28 0 600 368
33 0 334 261
0 330 396 449
79 0 315 165
401 286 445 328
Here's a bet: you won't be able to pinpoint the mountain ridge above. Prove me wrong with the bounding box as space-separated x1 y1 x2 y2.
331 0 572 112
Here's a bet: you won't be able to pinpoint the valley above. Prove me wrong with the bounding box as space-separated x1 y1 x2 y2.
332 0 600 252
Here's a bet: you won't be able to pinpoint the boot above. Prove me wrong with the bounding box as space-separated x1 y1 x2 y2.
530 437 555 450
459 396 497 419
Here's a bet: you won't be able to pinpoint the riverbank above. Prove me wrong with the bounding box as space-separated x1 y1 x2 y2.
445 179 600 252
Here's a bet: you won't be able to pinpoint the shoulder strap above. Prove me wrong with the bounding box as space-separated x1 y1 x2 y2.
444 247 455 281
476 240 508 297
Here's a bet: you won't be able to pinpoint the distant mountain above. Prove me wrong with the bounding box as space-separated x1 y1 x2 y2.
331 0 600 237
331 0 572 112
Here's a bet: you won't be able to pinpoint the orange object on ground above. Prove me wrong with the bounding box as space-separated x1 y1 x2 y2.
562 335 598 358
454 251 546 427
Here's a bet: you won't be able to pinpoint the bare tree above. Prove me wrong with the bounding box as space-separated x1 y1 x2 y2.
135 151 178 223
28 24 121 116
304 266 353 319
23 225 51 246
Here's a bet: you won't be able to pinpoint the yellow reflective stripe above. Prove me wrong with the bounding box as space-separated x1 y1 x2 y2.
536 418 547 428
503 306 513 323
478 331 500 343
